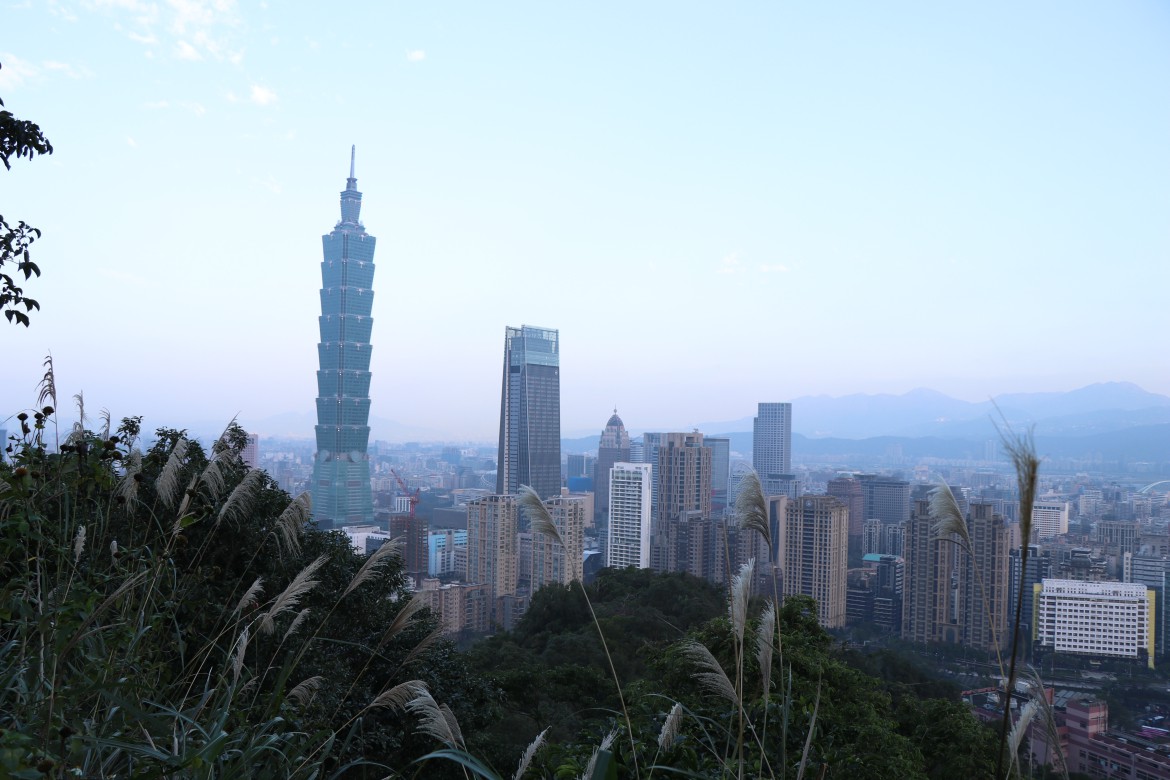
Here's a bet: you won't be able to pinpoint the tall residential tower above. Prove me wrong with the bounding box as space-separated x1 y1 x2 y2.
496 325 561 499
311 148 376 528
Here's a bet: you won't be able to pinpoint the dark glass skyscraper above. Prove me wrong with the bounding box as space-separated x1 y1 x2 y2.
311 148 376 528
496 325 560 500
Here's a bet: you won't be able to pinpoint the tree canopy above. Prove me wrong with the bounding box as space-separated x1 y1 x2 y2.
1 60 53 326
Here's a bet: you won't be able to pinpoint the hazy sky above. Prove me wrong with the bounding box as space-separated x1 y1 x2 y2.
3 2 1168 441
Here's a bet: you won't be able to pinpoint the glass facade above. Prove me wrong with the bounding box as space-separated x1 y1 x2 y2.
311 150 376 528
496 325 560 500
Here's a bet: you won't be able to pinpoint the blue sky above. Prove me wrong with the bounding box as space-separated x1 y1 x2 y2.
3 1 1168 440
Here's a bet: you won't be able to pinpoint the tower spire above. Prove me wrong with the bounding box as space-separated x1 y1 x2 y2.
339 145 363 226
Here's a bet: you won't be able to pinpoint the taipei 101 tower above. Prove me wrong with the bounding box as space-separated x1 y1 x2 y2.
311 147 376 528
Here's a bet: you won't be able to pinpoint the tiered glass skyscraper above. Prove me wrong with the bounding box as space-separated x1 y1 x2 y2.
496 325 560 500
311 148 376 528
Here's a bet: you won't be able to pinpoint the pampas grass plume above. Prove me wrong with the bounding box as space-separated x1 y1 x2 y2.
930 482 971 551
260 555 327 635
658 702 684 751
735 470 772 553
517 484 563 547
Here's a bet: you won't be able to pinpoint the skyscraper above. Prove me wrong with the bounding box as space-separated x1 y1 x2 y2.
607 462 652 569
705 437 731 517
466 494 518 627
496 325 560 500
827 476 865 539
530 494 586 589
753 403 792 495
311 148 376 528
858 474 911 527
901 498 1011 652
594 409 631 520
652 432 712 573
784 495 849 628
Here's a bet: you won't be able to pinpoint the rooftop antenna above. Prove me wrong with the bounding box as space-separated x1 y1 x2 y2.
349 145 356 179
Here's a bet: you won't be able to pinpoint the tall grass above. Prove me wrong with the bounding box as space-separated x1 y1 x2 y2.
929 427 1067 780
0 375 441 777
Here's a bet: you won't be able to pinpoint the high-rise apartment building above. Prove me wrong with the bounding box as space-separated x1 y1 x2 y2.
530 495 585 590
753 403 792 494
1128 555 1170 659
827 476 865 539
652 432 712 573
242 433 259 469
607 462 652 569
311 148 376 528
901 498 1011 651
783 495 848 628
1009 544 1052 652
962 502 1012 651
705 437 731 517
862 518 883 556
885 522 906 558
902 498 957 645
496 325 560 499
594 410 631 521
465 494 518 628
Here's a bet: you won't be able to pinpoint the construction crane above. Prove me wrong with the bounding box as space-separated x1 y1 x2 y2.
389 468 420 519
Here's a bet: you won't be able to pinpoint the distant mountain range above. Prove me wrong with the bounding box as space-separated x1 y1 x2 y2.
563 383 1170 465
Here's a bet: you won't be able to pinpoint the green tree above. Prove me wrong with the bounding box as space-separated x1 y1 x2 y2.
1 60 52 326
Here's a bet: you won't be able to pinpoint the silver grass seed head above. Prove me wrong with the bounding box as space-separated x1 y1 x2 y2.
283 608 311 642
274 492 310 559
260 555 327 635
730 558 755 642
756 600 776 693
1002 428 1040 544
581 728 620 780
513 727 548 780
234 577 264 615
929 482 972 551
681 639 737 705
232 625 249 684
116 449 143 507
368 679 427 712
735 470 772 553
157 437 189 509
517 484 564 548
657 702 684 752
343 535 404 597
286 675 325 710
73 525 86 563
217 468 265 528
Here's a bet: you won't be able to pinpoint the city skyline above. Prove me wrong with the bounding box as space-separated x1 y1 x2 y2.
4 3 1169 440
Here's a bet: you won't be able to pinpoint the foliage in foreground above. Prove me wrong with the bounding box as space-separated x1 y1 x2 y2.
463 565 997 779
0 393 494 778
1 60 52 326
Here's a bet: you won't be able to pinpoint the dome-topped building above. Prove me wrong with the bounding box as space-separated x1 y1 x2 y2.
596 408 631 521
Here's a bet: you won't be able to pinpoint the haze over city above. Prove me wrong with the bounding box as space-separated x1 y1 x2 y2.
3 2 1168 440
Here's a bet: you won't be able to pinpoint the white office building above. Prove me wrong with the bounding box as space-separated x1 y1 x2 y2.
607 462 652 569
1034 579 1154 668
1032 500 1070 539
